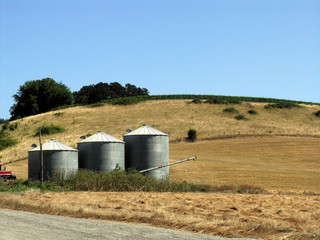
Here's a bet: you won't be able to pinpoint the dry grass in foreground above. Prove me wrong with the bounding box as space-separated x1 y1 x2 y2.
0 191 319 240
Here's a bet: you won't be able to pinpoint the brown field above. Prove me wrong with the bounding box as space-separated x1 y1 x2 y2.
1 100 320 239
169 137 320 193
0 191 319 239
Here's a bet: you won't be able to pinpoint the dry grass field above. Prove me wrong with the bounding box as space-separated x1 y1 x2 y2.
169 137 320 192
1 99 320 239
0 191 319 239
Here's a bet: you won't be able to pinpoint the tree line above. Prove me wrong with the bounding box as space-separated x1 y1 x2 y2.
9 78 149 120
7 78 319 121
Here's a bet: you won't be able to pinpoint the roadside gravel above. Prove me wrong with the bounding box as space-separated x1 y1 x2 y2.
0 209 256 240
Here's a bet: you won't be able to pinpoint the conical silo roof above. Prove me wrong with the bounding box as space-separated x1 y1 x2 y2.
78 131 124 143
29 139 78 152
124 124 168 136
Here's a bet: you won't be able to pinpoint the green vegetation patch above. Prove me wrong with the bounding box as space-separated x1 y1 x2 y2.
0 170 269 194
9 122 18 131
53 112 64 117
147 94 318 106
1 122 9 131
0 134 17 151
235 115 248 121
187 129 197 141
0 179 39 192
223 107 238 113
248 109 258 115
0 122 18 151
314 110 320 118
87 102 106 108
106 96 147 105
34 125 65 136
206 97 241 105
264 102 301 110
190 98 202 104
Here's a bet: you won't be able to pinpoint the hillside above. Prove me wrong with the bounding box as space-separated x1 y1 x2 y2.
1 99 320 192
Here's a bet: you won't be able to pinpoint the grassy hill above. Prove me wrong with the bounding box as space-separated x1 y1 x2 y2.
1 99 320 192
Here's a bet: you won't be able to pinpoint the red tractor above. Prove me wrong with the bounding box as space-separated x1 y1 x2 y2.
0 164 16 181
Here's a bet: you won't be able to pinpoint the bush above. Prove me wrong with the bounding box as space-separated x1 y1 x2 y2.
104 96 147 106
264 102 300 109
53 112 64 117
190 98 202 104
314 110 320 118
48 170 205 192
248 109 258 115
9 122 18 131
206 97 241 105
87 102 106 108
235 115 248 121
0 128 17 151
0 137 17 151
0 170 269 194
187 129 197 141
1 121 9 131
34 125 65 136
223 107 238 113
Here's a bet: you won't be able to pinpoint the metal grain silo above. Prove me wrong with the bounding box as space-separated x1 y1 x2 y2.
124 124 169 180
28 139 78 180
77 131 125 172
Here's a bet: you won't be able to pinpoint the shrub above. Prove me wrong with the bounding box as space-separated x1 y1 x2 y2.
223 107 238 113
87 102 105 108
9 122 18 131
53 112 64 116
187 129 197 141
0 170 269 194
0 129 17 151
264 102 300 109
206 97 240 105
314 110 320 118
34 125 65 136
48 170 205 192
104 96 147 106
190 98 202 104
248 109 258 115
0 137 17 151
235 115 248 121
1 121 9 131
50 104 76 111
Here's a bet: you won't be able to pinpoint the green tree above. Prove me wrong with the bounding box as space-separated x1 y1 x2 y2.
187 129 197 141
125 83 149 96
73 82 149 105
10 78 73 120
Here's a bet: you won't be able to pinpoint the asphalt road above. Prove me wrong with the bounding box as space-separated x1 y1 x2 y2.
0 209 256 240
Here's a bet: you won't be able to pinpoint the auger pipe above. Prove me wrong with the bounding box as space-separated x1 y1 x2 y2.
139 156 197 174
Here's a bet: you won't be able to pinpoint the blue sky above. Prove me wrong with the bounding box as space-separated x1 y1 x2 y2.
1 0 319 119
